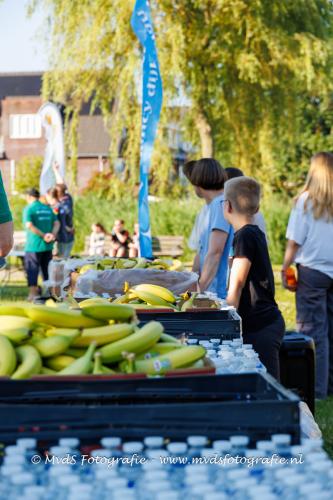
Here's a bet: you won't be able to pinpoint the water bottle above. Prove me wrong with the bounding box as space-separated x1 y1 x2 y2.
100 437 122 458
271 434 292 458
166 442 188 482
156 492 180 500
187 436 208 459
23 485 48 499
229 435 250 457
120 442 144 483
8 472 35 499
144 436 164 450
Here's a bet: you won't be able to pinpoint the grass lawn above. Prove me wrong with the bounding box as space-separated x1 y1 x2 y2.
0 267 332 456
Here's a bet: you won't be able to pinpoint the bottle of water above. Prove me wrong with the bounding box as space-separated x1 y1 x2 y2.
120 442 144 483
100 437 122 458
23 485 47 499
144 436 164 450
16 438 39 462
166 442 188 482
271 434 292 458
187 436 208 459
229 435 250 457
8 472 35 499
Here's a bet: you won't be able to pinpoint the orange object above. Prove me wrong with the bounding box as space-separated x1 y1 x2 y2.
285 267 297 287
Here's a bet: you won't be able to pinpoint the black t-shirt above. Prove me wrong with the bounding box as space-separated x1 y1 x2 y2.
111 229 130 247
232 224 281 333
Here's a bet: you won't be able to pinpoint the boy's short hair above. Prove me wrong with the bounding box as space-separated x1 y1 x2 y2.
183 158 226 190
26 188 40 198
224 177 261 216
225 167 244 180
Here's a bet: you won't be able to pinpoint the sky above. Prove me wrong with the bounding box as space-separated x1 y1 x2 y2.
0 0 48 72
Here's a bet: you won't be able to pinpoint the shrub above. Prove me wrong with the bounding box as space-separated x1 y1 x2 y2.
15 156 43 193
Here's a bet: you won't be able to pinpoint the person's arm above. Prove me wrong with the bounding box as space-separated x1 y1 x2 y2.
115 230 129 244
51 220 60 239
198 230 228 292
192 253 200 274
25 221 45 239
227 257 252 309
281 239 300 291
52 161 65 184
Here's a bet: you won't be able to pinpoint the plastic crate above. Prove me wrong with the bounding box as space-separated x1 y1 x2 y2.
0 373 299 445
279 331 315 414
137 307 241 340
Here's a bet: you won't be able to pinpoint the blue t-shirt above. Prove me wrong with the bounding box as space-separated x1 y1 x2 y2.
199 193 233 299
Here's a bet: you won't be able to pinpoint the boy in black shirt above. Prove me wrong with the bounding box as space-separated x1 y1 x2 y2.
224 177 285 380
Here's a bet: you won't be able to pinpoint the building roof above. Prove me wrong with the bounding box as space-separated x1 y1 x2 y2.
0 72 42 98
77 115 110 157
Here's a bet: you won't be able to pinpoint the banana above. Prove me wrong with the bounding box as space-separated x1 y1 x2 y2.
79 297 111 308
169 259 184 271
160 333 181 344
93 352 116 374
45 328 81 338
181 292 198 312
133 257 148 269
72 323 135 348
32 333 80 358
45 355 76 371
135 343 185 361
11 345 42 379
0 304 28 317
40 366 57 375
65 347 86 358
128 289 176 309
0 335 17 376
58 343 96 376
100 321 163 364
81 304 135 322
0 327 31 344
112 294 130 304
134 345 206 374
0 316 35 331
26 306 106 328
132 284 177 304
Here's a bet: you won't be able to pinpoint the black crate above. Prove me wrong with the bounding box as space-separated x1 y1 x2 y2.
0 373 299 445
137 308 241 340
279 331 315 414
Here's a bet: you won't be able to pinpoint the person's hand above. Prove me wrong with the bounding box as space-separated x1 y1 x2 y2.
281 269 297 292
44 233 55 243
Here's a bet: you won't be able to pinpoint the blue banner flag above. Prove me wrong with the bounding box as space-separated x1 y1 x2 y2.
131 0 163 258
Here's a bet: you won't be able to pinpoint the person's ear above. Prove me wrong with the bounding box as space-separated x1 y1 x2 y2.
254 205 259 214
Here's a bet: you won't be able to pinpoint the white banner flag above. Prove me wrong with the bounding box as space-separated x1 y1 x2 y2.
38 102 65 195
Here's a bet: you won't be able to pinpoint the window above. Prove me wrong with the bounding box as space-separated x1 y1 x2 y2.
9 114 42 139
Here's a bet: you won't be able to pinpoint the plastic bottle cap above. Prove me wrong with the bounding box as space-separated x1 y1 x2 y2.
191 484 215 494
94 468 118 480
59 438 80 448
234 478 257 489
48 464 73 476
311 461 332 472
144 470 168 481
271 434 291 446
144 436 164 448
49 446 70 456
282 475 304 486
16 438 37 449
290 445 306 455
230 435 250 447
187 436 208 447
275 468 298 479
142 461 163 471
227 469 250 480
122 441 144 454
245 449 262 458
58 475 80 486
5 445 24 456
11 472 35 485
1 465 24 476
4 455 26 465
301 438 323 449
146 449 169 460
185 464 209 474
187 339 198 345
106 477 128 489
248 486 273 497
166 442 187 454
24 486 47 495
184 474 209 485
299 483 324 494
90 448 113 458
256 440 274 452
200 448 217 459
203 494 227 500
212 440 232 451
69 484 94 492
100 437 122 448
112 489 136 499
242 344 253 349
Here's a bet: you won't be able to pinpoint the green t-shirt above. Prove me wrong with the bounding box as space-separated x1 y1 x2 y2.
0 172 13 224
23 200 57 252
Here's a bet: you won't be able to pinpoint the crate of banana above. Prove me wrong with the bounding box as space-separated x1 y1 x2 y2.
0 299 210 379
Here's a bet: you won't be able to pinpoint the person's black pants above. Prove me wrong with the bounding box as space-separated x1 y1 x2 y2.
24 251 52 287
243 314 285 381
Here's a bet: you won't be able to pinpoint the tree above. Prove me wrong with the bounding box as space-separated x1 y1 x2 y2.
30 0 333 190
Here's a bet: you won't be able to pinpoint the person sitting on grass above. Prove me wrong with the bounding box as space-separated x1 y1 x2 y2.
89 223 107 256
224 176 285 380
110 219 130 257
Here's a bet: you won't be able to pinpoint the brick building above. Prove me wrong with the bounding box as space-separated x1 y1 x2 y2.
0 72 110 194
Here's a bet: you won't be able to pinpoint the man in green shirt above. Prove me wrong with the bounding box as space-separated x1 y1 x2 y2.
23 188 60 300
0 171 13 258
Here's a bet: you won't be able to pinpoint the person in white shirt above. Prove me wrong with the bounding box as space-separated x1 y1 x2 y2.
282 152 333 399
89 223 106 256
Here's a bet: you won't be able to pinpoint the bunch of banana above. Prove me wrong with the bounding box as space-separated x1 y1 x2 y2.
76 257 185 274
115 283 179 310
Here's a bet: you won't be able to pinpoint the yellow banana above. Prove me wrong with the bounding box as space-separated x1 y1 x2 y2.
160 333 181 344
45 355 76 371
72 323 135 348
0 335 17 376
181 292 198 312
79 297 111 308
128 289 176 309
0 303 28 317
135 343 185 361
32 333 80 358
112 294 131 304
81 304 135 322
100 321 163 364
26 306 106 328
0 316 35 331
134 345 206 374
0 327 31 344
11 345 42 379
40 366 57 375
65 347 86 358
58 343 96 376
45 328 81 338
132 284 177 304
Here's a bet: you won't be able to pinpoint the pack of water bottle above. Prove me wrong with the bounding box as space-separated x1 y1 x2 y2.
1 433 332 500
187 337 267 374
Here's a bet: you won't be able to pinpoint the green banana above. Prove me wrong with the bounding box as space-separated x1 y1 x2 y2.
45 355 76 371
81 304 135 322
0 316 35 331
159 333 181 344
100 321 163 364
72 323 135 348
26 306 106 328
11 345 42 379
0 327 31 344
45 328 81 338
40 366 57 375
134 345 206 375
137 343 185 359
32 332 80 358
65 347 86 358
79 297 111 308
0 304 28 317
93 352 116 374
133 257 148 269
58 343 96 376
0 335 17 376
128 289 176 309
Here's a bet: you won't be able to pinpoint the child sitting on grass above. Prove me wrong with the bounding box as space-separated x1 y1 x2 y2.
224 177 285 380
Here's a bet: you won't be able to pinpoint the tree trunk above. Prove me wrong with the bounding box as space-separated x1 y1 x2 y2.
195 111 214 157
